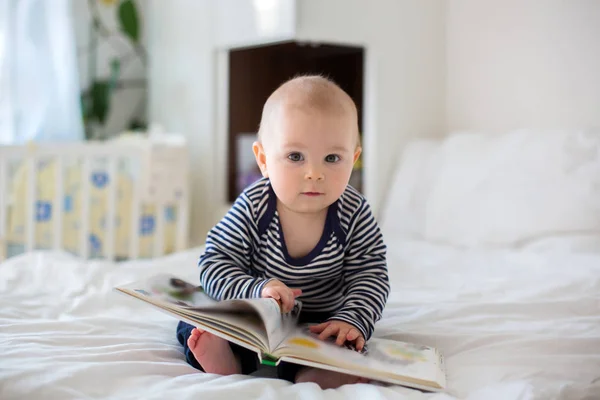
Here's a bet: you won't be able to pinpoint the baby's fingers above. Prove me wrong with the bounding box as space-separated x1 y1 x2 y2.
336 327 350 346
281 290 295 313
346 329 360 342
355 335 366 351
318 324 338 341
262 287 281 300
309 322 330 334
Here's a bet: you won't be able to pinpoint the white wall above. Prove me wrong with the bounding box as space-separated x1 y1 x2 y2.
72 0 148 138
147 0 445 245
147 0 600 246
297 0 446 215
447 0 600 132
147 0 215 244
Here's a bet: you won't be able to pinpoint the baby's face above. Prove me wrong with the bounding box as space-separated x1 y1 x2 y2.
256 107 360 215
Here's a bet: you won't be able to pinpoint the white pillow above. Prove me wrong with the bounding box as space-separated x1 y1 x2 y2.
381 129 600 247
379 139 440 239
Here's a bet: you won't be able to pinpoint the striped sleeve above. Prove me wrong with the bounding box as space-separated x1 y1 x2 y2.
329 199 390 341
198 193 272 301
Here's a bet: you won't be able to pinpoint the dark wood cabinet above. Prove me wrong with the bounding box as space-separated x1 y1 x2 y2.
227 41 364 202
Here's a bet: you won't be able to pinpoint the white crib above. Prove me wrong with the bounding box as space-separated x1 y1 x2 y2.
0 133 190 261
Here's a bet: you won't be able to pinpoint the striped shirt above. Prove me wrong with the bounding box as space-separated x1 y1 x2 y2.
198 178 390 340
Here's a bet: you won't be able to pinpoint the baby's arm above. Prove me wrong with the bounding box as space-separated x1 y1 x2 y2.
329 200 390 341
199 195 271 300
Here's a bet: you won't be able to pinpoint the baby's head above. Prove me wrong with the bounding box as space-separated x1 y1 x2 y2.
253 75 362 214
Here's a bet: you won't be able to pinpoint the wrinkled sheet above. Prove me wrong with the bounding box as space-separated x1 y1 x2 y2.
1 241 599 400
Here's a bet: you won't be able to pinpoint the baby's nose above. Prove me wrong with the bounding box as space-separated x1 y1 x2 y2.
305 166 324 181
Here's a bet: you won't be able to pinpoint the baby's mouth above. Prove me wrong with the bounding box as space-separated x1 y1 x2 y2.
301 192 324 197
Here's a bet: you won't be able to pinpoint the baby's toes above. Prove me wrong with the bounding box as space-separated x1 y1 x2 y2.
187 334 198 351
188 328 206 350
191 327 204 337
188 332 201 349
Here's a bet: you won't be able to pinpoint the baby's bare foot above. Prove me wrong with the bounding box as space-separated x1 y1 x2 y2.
295 367 370 389
187 328 241 375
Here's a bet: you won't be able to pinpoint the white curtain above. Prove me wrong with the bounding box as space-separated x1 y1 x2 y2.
0 0 84 145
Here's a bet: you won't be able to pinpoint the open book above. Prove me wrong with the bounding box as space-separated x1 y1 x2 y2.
115 274 447 392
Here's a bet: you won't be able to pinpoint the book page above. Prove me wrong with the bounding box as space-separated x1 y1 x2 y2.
157 304 265 355
169 307 263 349
116 274 271 348
118 274 220 308
241 299 301 351
116 274 302 352
191 297 299 351
273 326 445 389
124 273 302 351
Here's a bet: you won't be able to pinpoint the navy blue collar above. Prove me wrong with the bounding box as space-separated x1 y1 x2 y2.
257 181 345 266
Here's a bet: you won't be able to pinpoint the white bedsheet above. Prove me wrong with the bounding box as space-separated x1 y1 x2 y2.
1 241 599 400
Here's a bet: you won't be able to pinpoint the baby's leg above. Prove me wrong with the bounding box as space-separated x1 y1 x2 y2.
176 321 242 375
187 327 241 375
295 367 370 389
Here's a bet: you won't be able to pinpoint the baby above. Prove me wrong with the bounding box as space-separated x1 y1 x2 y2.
176 75 390 389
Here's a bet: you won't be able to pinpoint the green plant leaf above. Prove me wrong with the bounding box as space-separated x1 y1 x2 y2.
118 0 139 43
80 92 91 119
90 80 111 124
109 58 121 90
128 119 146 130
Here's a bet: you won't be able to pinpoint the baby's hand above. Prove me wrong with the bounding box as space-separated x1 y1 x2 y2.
261 280 302 313
309 320 365 351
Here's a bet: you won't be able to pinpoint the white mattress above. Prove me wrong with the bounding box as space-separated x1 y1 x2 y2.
1 239 599 400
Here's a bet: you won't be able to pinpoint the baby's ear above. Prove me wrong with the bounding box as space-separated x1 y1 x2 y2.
252 141 269 178
353 146 362 164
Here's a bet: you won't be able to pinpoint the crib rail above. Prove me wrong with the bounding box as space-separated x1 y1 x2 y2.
0 142 189 262
0 157 6 261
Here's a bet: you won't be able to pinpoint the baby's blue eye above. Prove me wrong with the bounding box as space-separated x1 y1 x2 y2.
325 154 340 163
288 152 304 162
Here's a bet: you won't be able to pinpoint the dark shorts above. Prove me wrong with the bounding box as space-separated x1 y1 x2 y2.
175 311 333 382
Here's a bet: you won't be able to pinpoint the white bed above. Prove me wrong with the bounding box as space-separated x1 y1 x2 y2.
1 129 599 400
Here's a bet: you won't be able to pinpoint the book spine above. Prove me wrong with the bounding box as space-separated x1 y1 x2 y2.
259 353 278 367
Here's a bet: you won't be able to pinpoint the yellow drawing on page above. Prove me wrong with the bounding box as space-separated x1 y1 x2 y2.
288 337 320 349
382 343 428 362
